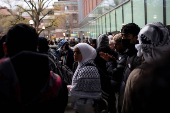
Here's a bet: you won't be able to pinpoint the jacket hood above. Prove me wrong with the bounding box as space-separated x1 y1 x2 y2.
97 34 109 48
59 40 68 48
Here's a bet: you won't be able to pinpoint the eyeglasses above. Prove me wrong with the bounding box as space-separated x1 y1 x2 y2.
73 51 81 54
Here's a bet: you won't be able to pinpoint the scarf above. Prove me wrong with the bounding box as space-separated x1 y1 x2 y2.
70 43 101 99
60 49 68 65
135 22 170 63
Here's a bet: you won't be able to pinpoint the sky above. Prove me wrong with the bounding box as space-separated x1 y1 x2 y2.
0 0 58 9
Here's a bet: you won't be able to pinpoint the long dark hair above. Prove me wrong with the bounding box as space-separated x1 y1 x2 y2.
91 39 97 49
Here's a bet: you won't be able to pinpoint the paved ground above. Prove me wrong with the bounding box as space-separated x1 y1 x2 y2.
64 103 74 113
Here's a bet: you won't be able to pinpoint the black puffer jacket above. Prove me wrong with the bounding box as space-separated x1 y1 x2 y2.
106 50 128 92
118 44 142 113
95 34 118 113
95 34 118 93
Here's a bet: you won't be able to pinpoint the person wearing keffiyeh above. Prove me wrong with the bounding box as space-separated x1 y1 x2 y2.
69 43 102 113
122 22 170 113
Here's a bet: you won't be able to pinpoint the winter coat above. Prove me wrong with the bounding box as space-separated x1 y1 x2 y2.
121 62 148 113
106 50 128 92
95 34 118 74
122 55 170 113
56 40 74 70
0 51 68 112
95 34 118 101
118 44 142 113
105 50 128 113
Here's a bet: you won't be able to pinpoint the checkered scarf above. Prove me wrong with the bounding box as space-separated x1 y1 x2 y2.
70 60 101 99
70 43 101 99
135 22 170 63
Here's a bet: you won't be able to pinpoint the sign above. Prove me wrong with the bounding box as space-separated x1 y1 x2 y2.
51 36 56 39
71 33 78 37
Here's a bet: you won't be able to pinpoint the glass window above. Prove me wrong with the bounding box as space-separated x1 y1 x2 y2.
123 1 132 25
116 6 123 32
73 14 77 20
66 23 69 28
65 6 68 11
92 21 96 39
89 23 92 38
97 19 100 37
73 6 76 11
147 0 163 24
84 24 89 38
73 23 77 28
102 15 106 34
91 22 94 38
110 10 116 32
99 17 103 34
133 0 145 28
103 0 110 13
108 0 117 9
106 13 110 33
94 20 97 39
166 0 170 25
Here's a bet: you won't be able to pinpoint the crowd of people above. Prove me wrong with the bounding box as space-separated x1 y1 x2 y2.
0 22 170 113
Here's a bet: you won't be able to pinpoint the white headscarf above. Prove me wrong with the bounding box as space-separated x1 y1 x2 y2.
75 43 97 65
72 43 97 83
70 43 101 99
135 22 170 63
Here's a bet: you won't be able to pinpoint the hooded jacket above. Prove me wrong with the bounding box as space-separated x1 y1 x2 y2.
56 40 74 70
95 34 118 98
95 34 118 74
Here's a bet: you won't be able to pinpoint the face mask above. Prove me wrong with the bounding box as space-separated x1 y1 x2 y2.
65 44 69 50
121 39 131 48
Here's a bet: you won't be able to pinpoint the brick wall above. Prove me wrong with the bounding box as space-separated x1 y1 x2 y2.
83 0 103 18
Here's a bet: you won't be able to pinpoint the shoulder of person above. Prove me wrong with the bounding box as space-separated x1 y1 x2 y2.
79 63 99 74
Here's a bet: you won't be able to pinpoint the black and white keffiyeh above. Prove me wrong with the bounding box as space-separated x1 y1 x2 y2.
70 43 101 99
135 22 170 63
70 59 101 99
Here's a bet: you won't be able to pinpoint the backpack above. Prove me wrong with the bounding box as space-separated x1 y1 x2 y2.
0 58 63 112
55 60 73 85
47 53 73 85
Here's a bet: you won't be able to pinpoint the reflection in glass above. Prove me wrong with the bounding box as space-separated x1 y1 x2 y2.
102 16 106 34
99 18 102 34
166 0 170 25
133 0 145 28
116 7 123 31
79 0 129 28
97 19 100 37
110 10 116 32
147 0 163 23
106 13 110 33
123 1 132 24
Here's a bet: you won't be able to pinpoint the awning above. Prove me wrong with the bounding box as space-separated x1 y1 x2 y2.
74 28 89 32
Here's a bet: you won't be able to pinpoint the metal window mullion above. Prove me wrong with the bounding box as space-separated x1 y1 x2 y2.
144 0 147 25
163 0 166 25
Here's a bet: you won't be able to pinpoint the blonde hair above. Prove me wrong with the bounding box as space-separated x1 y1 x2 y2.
113 33 122 43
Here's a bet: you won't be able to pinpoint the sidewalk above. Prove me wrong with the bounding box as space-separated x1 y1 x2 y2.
65 103 74 113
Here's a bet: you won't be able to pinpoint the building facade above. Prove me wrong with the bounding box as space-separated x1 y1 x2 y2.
54 0 79 40
78 0 170 40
